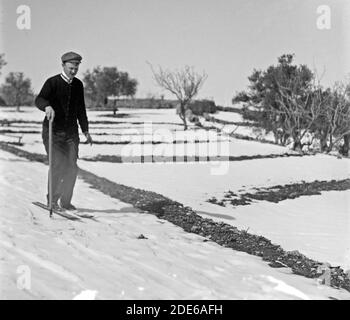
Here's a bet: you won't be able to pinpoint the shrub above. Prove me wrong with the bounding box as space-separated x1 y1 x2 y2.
188 100 216 115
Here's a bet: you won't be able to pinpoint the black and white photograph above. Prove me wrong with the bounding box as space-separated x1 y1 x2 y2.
0 0 350 303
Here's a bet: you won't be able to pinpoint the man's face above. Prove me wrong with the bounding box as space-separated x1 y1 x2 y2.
62 61 80 79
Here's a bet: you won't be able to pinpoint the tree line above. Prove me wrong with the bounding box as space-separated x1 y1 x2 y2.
0 54 138 112
0 54 207 130
1 51 350 155
0 54 34 110
233 54 350 155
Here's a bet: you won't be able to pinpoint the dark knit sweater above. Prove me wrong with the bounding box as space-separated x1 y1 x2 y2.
35 74 89 135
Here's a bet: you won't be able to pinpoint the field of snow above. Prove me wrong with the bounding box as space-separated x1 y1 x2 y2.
79 155 350 270
1 150 349 300
18 137 288 159
199 117 277 142
1 107 290 159
1 106 350 299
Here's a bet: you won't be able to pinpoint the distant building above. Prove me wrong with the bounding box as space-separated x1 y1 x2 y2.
104 97 177 109
102 97 216 114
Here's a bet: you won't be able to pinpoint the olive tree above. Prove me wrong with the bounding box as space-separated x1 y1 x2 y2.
150 64 207 130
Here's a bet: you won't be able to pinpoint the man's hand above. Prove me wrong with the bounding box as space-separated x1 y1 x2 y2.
45 106 55 121
84 132 93 146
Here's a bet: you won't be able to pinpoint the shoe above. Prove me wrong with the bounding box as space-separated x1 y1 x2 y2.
60 202 76 211
48 202 62 211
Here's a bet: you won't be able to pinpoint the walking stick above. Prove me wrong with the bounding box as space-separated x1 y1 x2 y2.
48 118 53 218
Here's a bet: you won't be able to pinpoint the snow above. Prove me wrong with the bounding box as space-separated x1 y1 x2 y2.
17 137 288 159
199 118 277 142
226 191 350 269
1 106 350 299
1 150 349 300
73 290 98 300
2 107 289 159
79 155 350 270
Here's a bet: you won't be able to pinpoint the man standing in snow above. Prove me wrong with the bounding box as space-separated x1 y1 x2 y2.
35 51 92 211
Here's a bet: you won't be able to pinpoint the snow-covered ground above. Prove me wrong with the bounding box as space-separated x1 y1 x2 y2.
79 155 350 270
1 150 349 300
17 137 288 159
199 117 277 142
1 107 350 299
1 107 274 144
1 107 291 158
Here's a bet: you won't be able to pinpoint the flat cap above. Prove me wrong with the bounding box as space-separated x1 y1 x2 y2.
61 51 82 63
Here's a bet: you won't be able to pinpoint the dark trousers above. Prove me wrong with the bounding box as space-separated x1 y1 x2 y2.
42 126 80 206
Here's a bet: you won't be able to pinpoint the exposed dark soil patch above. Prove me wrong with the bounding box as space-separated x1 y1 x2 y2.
81 139 228 145
81 155 216 163
97 113 131 118
80 152 304 163
1 119 184 126
89 120 183 126
0 129 41 134
0 108 32 113
0 142 47 163
5 141 24 146
6 124 40 128
89 131 191 136
207 179 350 207
81 140 150 145
0 120 42 125
1 141 349 293
89 132 144 136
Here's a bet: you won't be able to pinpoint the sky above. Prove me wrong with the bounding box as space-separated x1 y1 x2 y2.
0 0 349 106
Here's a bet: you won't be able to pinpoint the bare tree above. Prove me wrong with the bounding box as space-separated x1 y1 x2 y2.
150 64 207 130
275 77 328 151
308 83 350 154
327 83 350 154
